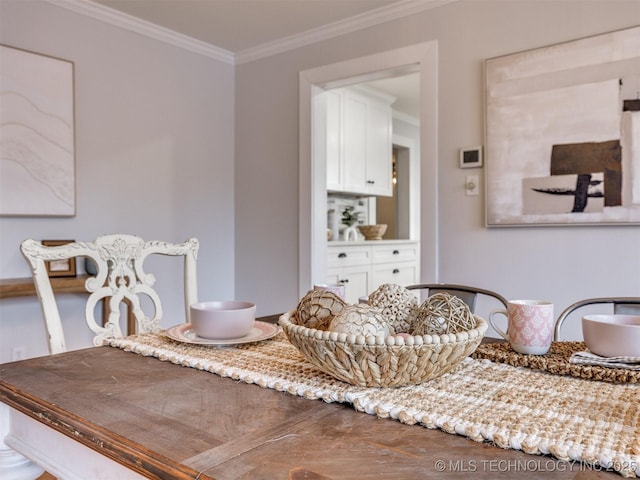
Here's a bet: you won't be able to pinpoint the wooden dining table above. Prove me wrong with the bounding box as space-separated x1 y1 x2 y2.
0 314 625 480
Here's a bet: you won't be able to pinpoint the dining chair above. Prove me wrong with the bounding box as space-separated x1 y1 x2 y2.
21 234 199 354
404 283 508 313
553 297 640 341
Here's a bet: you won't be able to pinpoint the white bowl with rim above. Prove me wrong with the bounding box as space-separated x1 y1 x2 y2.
582 314 640 357
190 301 256 339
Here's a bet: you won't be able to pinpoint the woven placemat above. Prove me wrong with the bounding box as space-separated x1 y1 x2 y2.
108 332 640 478
472 341 640 384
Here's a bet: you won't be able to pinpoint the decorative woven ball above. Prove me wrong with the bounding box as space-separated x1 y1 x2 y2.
295 290 346 330
412 292 476 335
328 304 390 337
367 283 419 334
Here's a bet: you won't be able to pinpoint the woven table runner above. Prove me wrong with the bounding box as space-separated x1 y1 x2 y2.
108 332 640 478
472 342 640 383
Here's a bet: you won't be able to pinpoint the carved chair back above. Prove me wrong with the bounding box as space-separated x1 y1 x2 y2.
21 234 199 354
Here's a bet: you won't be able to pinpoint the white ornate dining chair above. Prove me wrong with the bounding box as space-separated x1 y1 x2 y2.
553 297 640 341
21 234 199 354
405 283 509 313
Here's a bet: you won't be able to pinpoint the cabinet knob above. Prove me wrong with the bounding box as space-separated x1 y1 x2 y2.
338 253 347 258
392 250 399 255
392 269 400 274
339 279 349 283
366 180 375 184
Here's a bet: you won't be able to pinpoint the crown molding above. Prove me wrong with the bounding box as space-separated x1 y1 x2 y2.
234 0 457 64
44 0 235 64
393 110 420 127
45 0 455 65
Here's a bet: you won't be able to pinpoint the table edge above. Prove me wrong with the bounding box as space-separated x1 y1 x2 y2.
0 379 213 480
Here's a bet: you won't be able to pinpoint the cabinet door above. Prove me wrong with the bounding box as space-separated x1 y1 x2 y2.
327 87 393 196
366 100 393 196
327 266 370 304
371 261 417 291
326 89 343 191
342 92 368 194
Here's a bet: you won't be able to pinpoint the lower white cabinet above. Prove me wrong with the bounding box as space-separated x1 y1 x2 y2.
371 243 419 263
327 241 419 304
371 261 418 289
326 266 370 304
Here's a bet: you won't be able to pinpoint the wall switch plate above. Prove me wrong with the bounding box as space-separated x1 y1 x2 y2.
465 175 479 196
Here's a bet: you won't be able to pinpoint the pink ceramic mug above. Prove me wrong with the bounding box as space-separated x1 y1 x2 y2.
489 300 554 355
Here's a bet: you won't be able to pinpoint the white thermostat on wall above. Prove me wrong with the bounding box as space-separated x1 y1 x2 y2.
459 146 483 169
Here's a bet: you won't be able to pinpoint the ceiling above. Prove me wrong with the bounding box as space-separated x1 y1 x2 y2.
92 0 405 53
89 0 423 118
364 73 420 119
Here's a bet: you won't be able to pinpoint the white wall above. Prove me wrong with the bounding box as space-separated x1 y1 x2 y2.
0 0 236 361
234 0 640 338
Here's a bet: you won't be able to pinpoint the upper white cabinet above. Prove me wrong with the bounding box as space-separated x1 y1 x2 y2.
325 89 343 190
326 86 394 197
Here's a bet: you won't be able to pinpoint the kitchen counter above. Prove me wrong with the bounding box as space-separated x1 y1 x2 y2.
328 238 417 246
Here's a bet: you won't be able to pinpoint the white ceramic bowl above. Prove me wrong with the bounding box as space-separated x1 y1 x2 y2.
190 301 256 339
582 314 640 357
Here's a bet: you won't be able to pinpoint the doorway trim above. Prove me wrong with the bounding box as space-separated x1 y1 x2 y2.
298 41 439 297
392 133 420 241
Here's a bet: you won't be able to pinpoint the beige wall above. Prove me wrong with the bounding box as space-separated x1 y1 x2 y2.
0 0 235 360
234 0 640 338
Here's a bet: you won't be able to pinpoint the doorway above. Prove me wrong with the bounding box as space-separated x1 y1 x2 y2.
377 141 415 240
298 41 439 296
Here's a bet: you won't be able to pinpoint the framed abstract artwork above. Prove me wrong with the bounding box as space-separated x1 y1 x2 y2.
485 27 640 226
0 45 75 216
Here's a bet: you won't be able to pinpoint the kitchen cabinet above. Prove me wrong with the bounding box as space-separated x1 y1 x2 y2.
325 89 343 190
327 241 419 303
371 243 420 264
326 86 394 197
326 266 370 305
370 243 419 287
371 262 418 289
327 244 370 303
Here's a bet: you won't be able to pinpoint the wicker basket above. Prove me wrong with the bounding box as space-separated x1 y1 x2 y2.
357 224 387 240
279 310 488 387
